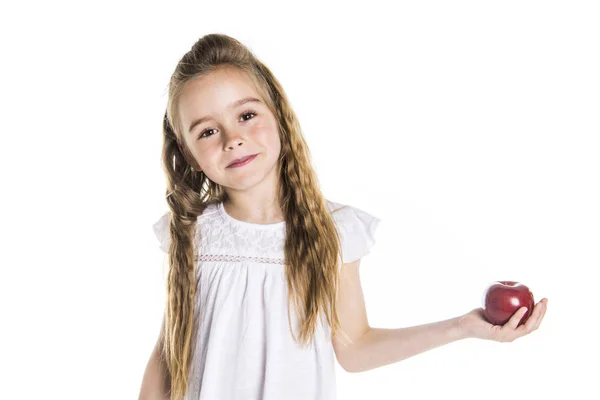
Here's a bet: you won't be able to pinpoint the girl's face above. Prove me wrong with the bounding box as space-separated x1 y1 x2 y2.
178 68 282 192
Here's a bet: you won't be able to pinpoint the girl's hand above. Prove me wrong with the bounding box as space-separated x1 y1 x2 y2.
457 298 548 342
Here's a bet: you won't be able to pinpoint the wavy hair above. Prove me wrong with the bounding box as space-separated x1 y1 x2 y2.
158 33 351 400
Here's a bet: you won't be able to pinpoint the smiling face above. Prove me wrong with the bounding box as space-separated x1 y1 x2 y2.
177 67 282 194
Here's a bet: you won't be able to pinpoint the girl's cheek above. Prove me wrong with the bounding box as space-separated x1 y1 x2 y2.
253 122 277 138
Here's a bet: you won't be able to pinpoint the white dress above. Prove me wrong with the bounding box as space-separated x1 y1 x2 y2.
152 199 381 400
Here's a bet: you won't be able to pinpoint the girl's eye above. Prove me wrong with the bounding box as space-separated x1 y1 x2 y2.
197 110 257 140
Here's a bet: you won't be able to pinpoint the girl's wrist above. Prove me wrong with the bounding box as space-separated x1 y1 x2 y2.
454 315 471 340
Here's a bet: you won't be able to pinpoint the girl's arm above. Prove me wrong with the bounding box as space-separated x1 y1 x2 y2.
138 318 171 400
331 258 464 373
330 252 545 373
342 316 464 373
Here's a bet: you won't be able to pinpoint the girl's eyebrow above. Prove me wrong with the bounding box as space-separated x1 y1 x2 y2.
188 96 262 134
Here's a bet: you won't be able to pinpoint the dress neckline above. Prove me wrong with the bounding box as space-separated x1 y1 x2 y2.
217 201 286 229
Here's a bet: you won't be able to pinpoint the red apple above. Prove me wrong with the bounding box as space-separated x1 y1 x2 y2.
481 281 535 326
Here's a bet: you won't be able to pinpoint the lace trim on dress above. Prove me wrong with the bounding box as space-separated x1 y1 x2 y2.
197 253 285 265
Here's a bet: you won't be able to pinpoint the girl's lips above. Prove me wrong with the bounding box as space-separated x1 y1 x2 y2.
227 154 258 168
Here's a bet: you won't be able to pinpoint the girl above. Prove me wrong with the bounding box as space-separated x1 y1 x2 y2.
139 34 548 400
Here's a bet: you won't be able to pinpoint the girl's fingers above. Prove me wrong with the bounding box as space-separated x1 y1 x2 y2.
519 301 542 334
504 306 529 333
498 298 548 342
517 299 546 335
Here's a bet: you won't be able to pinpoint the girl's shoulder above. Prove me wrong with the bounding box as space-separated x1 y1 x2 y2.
325 199 382 264
325 199 379 227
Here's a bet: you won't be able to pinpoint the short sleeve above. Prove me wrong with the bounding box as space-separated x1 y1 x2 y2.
327 201 381 264
152 212 171 253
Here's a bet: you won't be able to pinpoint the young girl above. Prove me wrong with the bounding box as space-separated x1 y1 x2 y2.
139 33 548 400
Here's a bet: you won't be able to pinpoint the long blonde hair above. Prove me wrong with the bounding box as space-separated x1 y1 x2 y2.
159 33 350 400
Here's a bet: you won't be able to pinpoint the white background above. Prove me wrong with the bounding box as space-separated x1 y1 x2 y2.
1 0 598 399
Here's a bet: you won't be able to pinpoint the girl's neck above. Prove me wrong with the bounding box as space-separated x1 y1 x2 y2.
222 197 284 225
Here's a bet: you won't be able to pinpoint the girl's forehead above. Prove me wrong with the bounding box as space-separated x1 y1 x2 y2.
182 69 259 105
198 67 253 88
